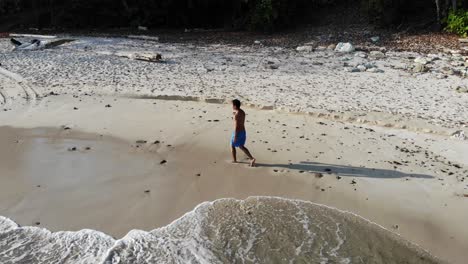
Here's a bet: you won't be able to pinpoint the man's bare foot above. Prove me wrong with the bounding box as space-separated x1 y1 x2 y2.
250 158 256 167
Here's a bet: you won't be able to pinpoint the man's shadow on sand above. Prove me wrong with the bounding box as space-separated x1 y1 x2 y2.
255 161 434 179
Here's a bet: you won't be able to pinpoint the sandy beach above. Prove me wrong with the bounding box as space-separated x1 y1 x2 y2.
0 35 467 263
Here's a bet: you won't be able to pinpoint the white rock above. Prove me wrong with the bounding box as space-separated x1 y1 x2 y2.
254 40 261 45
370 51 385 59
296 45 313 52
413 63 428 73
315 46 327 51
357 65 367 72
451 61 463 67
455 86 468 93
354 52 367 58
366 68 384 73
370 36 380 42
414 57 429 65
138 26 148 31
335 42 355 53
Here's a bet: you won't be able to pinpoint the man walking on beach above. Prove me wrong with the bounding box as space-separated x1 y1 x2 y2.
231 99 256 167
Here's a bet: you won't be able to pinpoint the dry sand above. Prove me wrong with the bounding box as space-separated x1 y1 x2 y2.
0 36 468 263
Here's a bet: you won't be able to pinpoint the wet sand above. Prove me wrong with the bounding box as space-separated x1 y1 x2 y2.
0 95 467 263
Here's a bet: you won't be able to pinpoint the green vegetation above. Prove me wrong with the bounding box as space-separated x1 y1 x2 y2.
249 0 275 31
444 9 468 37
0 0 467 32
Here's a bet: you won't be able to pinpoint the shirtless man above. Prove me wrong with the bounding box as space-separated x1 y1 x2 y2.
231 99 256 166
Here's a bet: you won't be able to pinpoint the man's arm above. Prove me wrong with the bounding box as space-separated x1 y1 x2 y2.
233 112 240 143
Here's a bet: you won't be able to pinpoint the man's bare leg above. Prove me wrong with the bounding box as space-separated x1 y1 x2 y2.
239 146 256 167
231 146 237 163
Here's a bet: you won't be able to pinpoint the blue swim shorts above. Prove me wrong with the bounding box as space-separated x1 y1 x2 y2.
231 131 246 147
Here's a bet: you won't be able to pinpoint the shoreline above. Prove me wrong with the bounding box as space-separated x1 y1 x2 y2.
0 95 467 263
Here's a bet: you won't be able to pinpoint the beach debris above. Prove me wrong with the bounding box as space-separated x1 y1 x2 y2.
73 107 78 110
105 104 112 108
127 35 159 42
85 147 91 150
153 140 160 144
451 130 466 140
314 173 324 178
138 26 148 31
160 160 167 165
296 45 313 52
351 179 357 185
334 42 355 53
196 173 201 177
135 53 162 63
68 147 77 151
9 33 57 39
144 189 150 193
11 38 74 51
35 222 40 225
136 140 147 144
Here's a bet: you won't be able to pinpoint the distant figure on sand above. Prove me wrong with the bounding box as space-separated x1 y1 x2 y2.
231 99 256 167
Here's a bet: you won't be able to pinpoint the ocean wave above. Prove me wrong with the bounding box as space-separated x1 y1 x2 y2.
0 197 441 264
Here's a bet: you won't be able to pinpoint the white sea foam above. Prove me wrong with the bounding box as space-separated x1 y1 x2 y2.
0 197 442 264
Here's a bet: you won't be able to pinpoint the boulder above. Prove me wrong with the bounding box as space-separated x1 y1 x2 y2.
334 42 355 53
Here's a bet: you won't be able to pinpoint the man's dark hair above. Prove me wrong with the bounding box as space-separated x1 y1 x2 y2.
232 99 241 109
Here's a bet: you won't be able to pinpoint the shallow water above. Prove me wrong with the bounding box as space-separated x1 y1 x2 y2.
0 197 441 264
